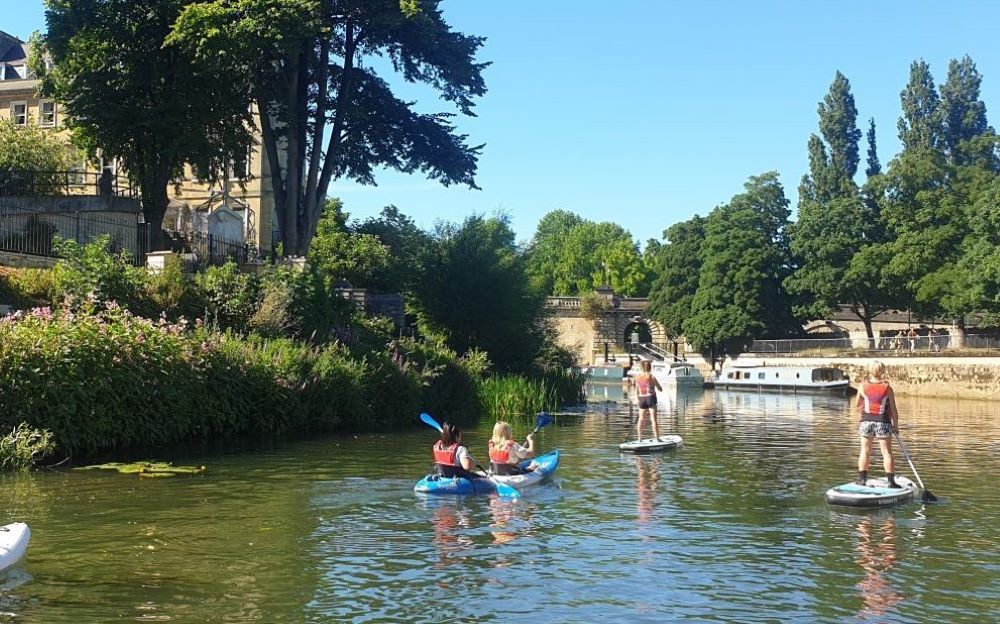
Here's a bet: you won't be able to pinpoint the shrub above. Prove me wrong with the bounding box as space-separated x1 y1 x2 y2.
0 422 55 471
193 261 260 332
51 236 147 309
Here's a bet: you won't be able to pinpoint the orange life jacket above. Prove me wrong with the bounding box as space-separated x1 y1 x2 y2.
860 381 891 422
489 439 515 464
636 374 655 397
433 441 459 466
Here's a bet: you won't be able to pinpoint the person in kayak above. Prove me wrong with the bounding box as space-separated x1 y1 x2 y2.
855 361 901 488
634 360 663 441
488 421 536 475
433 422 479 479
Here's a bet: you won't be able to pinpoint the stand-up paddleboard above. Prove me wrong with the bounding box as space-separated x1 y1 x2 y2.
0 523 30 573
619 435 684 454
825 475 918 508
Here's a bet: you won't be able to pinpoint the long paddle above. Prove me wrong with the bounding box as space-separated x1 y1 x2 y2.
529 412 554 440
893 431 938 502
419 413 520 498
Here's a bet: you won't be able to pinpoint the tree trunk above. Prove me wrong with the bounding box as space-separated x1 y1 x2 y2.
141 158 173 252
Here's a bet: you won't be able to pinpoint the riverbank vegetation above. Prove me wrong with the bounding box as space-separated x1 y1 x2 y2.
0 219 583 461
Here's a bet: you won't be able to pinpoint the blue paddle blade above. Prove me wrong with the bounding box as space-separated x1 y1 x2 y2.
420 412 443 432
534 412 554 432
493 481 521 498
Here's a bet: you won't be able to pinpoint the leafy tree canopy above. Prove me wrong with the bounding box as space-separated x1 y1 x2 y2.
41 0 256 248
410 214 544 373
525 211 650 297
169 0 488 256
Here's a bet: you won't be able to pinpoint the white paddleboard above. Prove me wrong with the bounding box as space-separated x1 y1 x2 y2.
0 523 30 573
619 435 684 454
825 476 918 508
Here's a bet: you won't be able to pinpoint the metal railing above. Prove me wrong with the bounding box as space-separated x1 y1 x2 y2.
746 334 997 355
0 203 147 265
168 230 260 268
0 168 137 198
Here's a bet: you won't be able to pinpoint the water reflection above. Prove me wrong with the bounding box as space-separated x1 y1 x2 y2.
586 381 629 403
634 456 660 526
488 497 518 546
428 500 474 568
855 514 903 620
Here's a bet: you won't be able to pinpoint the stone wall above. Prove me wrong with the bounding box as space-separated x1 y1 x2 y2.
0 250 58 268
550 316 593 365
727 355 1000 400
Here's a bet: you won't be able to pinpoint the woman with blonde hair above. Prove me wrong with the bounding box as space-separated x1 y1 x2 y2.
488 421 536 475
856 361 901 487
634 360 663 441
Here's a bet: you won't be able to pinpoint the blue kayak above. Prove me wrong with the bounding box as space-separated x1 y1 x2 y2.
414 450 560 496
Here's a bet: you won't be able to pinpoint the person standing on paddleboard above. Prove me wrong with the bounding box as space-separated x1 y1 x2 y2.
856 361 901 488
634 360 663 441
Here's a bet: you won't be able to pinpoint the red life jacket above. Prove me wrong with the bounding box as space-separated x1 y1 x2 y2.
433 441 459 466
636 374 655 397
489 439 515 464
860 381 891 421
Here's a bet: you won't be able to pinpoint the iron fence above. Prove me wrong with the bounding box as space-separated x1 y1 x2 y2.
0 202 147 265
747 334 998 354
0 168 137 198
169 230 260 268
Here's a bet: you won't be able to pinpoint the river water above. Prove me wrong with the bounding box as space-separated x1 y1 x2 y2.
1 384 998 623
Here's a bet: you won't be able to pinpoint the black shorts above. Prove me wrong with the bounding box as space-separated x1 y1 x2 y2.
638 395 657 409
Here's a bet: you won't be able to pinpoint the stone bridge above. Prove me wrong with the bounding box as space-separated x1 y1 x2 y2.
546 288 959 365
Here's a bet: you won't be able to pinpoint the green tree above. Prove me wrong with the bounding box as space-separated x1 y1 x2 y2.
683 173 795 359
0 118 71 195
865 118 881 178
170 0 487 256
41 0 256 249
818 71 862 196
950 177 1000 319
525 210 585 295
799 72 861 203
308 199 393 289
354 205 433 293
939 55 998 169
410 214 544 373
526 213 649 296
898 60 943 152
787 74 900 340
646 216 705 338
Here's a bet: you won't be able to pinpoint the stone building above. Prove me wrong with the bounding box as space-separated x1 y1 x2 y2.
0 29 277 254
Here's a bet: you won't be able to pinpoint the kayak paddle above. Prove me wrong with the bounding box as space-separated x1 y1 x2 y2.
422 413 520 498
528 412 554 440
420 412 443 432
893 431 938 502
476 463 521 499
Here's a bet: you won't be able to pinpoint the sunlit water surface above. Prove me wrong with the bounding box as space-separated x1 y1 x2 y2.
1 385 998 623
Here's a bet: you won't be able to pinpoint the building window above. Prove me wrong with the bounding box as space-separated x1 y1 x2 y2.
10 101 27 126
39 100 56 127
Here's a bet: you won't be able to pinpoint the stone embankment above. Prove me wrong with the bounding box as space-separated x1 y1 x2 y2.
725 356 1000 400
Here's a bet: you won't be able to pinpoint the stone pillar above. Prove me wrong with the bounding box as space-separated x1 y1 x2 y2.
849 329 870 350
949 323 965 349
146 250 176 274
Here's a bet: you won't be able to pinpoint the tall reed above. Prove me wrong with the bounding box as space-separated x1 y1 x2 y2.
476 369 585 422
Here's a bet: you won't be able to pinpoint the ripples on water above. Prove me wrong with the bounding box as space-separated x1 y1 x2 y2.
0 386 998 622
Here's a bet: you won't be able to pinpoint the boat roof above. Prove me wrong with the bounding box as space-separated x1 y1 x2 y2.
724 363 842 371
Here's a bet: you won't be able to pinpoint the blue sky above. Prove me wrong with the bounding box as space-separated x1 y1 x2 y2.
6 1 1000 245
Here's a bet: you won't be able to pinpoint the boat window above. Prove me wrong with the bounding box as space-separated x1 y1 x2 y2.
743 372 750 379
775 373 780 378
796 373 800 378
758 372 765 379
727 372 735 379
812 368 844 382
